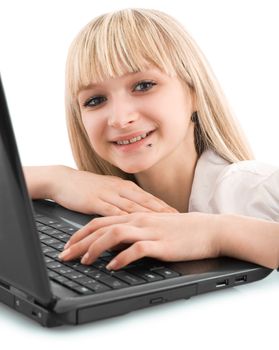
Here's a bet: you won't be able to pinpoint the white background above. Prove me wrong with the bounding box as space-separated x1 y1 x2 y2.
0 0 279 348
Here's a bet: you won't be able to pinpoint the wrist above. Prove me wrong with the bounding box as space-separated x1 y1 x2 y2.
211 213 236 258
23 165 74 200
207 213 225 258
48 165 76 200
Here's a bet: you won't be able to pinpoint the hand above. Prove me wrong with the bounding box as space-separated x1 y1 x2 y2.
51 166 178 216
59 212 220 270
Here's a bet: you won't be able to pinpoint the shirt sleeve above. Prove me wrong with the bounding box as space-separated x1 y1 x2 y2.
208 161 279 222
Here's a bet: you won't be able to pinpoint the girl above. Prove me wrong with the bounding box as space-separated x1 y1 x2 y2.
24 8 279 271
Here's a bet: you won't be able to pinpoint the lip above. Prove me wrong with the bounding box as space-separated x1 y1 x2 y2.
110 130 155 143
111 130 155 152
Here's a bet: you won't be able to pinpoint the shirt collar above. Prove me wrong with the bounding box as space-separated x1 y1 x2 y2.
188 149 230 212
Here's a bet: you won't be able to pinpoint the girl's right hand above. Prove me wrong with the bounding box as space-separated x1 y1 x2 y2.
49 166 178 216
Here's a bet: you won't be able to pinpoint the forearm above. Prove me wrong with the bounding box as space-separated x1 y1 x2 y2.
23 165 64 199
217 214 279 269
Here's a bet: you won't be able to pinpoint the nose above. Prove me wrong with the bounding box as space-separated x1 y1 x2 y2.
107 99 139 128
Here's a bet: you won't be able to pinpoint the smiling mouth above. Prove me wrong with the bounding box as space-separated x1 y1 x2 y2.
112 130 154 145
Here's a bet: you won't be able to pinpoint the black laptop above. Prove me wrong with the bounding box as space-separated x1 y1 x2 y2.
0 75 273 327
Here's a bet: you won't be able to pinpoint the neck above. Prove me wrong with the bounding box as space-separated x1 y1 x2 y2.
135 135 198 213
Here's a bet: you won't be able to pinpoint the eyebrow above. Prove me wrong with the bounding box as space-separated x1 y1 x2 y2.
78 79 108 93
78 69 159 93
79 83 101 92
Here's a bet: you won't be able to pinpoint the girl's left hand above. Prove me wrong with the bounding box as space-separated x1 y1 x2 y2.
59 212 221 270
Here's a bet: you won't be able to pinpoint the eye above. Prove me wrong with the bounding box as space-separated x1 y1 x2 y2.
83 96 107 108
132 80 157 92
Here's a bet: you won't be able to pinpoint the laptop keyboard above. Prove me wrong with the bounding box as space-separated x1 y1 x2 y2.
35 214 181 296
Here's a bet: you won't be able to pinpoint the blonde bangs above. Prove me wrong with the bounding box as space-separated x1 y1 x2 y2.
65 9 195 98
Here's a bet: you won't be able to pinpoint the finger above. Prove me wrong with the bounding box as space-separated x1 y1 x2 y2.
65 210 177 249
80 225 151 265
59 228 106 261
101 194 154 214
119 186 177 213
88 199 129 217
64 214 133 248
106 241 164 270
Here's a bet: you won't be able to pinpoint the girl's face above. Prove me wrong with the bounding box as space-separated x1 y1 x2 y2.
78 66 196 174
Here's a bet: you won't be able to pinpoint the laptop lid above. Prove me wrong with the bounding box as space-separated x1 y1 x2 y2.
0 76 53 306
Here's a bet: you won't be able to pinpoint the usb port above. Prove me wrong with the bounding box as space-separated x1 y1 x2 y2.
216 279 229 288
235 275 247 284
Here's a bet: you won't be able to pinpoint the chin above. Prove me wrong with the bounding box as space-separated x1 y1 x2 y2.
119 162 151 174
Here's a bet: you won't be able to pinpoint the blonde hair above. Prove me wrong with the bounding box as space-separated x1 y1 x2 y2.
65 8 253 180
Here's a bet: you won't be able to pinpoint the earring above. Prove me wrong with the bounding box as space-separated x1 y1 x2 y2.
191 111 205 156
191 111 198 123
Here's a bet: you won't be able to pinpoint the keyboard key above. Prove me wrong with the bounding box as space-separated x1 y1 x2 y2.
63 280 80 289
72 285 94 295
45 250 60 259
97 275 129 289
64 271 84 280
43 237 61 245
112 271 146 285
39 233 50 240
51 275 70 284
51 232 70 242
86 282 111 293
50 242 65 251
74 265 99 274
59 227 77 234
47 261 63 269
100 251 113 258
44 256 55 264
131 269 164 282
63 261 84 269
45 228 64 236
154 268 180 279
37 225 53 232
50 222 72 230
143 260 166 271
36 217 59 225
77 277 111 293
56 267 74 275
47 270 59 278
91 259 108 271
86 270 109 280
42 246 56 254
77 276 99 285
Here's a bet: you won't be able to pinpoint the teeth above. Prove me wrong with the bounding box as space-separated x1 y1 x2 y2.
116 132 149 145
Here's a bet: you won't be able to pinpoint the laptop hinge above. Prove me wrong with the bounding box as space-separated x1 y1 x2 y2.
10 288 61 327
0 283 61 326
10 285 57 309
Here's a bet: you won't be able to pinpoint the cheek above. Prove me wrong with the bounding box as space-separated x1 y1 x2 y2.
81 115 103 149
153 96 189 131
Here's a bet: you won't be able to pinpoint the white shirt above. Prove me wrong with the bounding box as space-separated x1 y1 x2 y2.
188 149 279 222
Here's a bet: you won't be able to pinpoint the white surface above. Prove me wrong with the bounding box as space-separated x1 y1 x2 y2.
0 0 278 348
0 270 278 349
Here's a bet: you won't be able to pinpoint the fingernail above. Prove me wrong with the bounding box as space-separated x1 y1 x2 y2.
58 249 71 260
106 259 118 271
81 252 89 264
64 241 70 250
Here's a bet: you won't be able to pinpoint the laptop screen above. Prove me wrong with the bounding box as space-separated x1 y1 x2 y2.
0 76 53 305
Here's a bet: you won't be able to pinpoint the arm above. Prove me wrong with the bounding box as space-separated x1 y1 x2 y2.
23 165 63 199
59 211 279 271
218 214 279 269
23 166 177 216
